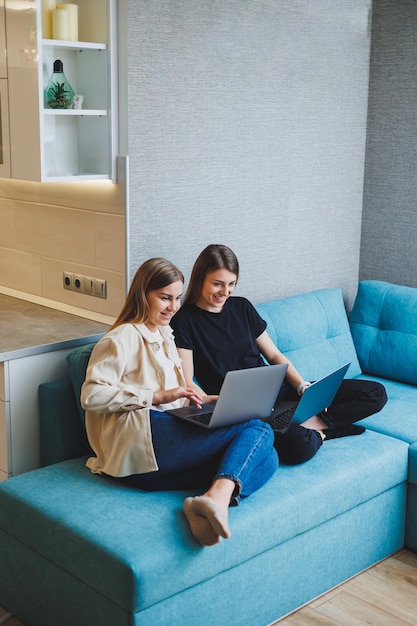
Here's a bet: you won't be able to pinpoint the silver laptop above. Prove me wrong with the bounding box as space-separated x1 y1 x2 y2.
167 363 288 429
266 362 351 434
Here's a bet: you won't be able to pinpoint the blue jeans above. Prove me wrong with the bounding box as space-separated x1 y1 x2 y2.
124 411 278 504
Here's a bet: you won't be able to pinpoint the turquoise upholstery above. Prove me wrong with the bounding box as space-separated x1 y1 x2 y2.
255 287 362 379
39 378 91 466
350 280 417 384
348 280 417 552
0 434 408 625
66 342 97 426
1 282 417 625
407 441 417 552
350 376 417 444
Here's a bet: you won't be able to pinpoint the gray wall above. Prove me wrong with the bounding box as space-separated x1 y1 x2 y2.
127 1 372 307
361 0 417 287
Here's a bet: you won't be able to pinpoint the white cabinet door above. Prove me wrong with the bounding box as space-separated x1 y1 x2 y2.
0 399 10 480
6 349 74 477
0 362 10 479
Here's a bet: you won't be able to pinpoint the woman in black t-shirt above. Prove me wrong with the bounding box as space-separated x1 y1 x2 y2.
171 244 388 465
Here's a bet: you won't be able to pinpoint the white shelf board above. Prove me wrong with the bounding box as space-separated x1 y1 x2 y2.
42 39 107 51
43 109 108 116
45 174 110 182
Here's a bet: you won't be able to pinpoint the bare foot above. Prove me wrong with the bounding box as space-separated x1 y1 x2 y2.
183 495 231 546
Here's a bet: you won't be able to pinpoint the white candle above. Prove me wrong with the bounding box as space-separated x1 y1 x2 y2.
56 3 78 42
41 0 56 39
52 8 70 40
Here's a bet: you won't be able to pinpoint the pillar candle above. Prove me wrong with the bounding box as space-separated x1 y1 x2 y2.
52 9 70 40
41 0 56 39
56 3 78 42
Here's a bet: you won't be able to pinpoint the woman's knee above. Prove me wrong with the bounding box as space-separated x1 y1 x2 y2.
240 418 275 445
373 381 388 410
274 426 322 465
361 380 388 412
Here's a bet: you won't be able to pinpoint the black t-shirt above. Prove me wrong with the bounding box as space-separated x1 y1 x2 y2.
171 296 267 394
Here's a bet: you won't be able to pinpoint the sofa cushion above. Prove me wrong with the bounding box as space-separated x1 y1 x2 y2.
350 280 417 384
255 288 362 379
355 375 417 444
0 429 407 614
66 343 97 426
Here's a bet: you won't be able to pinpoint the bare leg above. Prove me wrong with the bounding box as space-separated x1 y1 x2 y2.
301 414 327 440
301 413 365 440
183 477 235 547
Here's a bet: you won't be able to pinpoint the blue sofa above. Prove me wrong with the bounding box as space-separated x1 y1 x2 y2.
0 280 415 626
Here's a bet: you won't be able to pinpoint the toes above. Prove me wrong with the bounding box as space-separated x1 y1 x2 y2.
183 497 222 546
191 496 231 539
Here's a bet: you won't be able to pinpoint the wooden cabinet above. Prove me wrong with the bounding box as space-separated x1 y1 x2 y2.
5 0 118 182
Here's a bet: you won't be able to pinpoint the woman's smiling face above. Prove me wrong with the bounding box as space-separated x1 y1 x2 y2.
145 280 183 330
196 269 237 312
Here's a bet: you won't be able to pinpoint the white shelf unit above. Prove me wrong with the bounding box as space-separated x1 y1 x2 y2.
5 0 118 182
41 38 112 181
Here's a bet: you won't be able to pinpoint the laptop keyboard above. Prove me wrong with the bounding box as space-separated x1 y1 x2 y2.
189 412 213 425
267 404 297 432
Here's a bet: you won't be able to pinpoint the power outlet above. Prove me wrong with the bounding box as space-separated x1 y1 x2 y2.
63 272 107 299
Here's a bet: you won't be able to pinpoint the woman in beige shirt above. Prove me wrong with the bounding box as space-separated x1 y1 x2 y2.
81 257 278 547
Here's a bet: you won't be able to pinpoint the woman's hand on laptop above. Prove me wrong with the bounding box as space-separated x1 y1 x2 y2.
183 393 218 408
153 387 204 408
201 394 219 405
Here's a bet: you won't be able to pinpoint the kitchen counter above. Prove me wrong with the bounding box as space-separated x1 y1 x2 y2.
0 294 110 361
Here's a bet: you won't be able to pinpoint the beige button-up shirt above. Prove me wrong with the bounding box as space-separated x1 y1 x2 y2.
81 322 186 477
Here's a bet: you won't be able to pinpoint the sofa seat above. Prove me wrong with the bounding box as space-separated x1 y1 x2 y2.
0 429 408 626
352 375 417 443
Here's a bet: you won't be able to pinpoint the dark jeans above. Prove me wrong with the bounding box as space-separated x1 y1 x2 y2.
124 411 278 504
274 378 387 466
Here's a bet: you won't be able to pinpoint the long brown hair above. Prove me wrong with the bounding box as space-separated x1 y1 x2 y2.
112 258 184 329
182 244 239 306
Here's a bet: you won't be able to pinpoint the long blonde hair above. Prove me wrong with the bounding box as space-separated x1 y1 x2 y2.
112 258 184 329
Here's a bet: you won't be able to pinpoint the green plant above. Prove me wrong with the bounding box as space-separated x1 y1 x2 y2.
46 81 73 109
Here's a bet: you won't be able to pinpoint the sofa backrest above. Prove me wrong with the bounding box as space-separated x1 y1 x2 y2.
66 342 97 427
39 342 97 467
350 280 417 385
39 289 362 466
39 378 92 467
255 288 362 380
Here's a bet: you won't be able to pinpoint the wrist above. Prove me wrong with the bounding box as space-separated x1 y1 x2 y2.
297 381 311 397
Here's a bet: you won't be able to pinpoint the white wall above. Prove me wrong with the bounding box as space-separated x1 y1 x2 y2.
126 0 372 308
